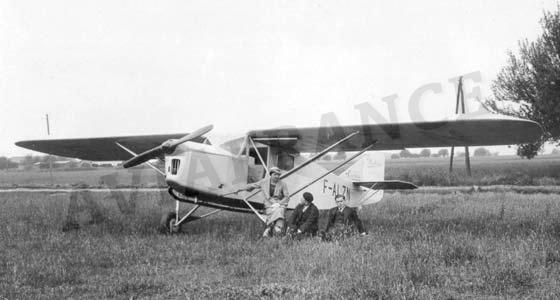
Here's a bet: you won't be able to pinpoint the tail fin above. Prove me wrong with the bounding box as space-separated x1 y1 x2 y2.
341 152 385 182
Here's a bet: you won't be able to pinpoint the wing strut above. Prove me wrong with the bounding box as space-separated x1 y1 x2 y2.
280 131 359 180
241 191 267 223
115 142 165 176
249 137 270 175
291 142 377 196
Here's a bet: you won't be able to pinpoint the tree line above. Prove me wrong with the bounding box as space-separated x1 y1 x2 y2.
483 6 560 158
391 147 498 159
0 155 116 170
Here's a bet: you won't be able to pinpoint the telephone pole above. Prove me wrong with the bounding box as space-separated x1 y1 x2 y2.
449 77 472 176
46 114 54 185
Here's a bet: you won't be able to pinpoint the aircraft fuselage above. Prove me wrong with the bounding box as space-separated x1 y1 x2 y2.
163 141 384 212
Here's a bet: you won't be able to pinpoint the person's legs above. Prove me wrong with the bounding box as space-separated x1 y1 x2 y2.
263 219 273 237
273 219 285 236
262 225 272 237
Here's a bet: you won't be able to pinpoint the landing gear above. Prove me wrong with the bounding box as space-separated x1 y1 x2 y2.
159 200 222 234
160 212 179 234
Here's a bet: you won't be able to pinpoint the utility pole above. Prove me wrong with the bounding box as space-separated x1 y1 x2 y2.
46 114 50 135
46 114 54 185
449 77 472 176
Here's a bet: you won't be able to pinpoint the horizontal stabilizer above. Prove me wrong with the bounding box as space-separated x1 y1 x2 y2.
353 180 418 190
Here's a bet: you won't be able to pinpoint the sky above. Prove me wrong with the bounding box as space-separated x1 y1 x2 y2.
1 0 558 157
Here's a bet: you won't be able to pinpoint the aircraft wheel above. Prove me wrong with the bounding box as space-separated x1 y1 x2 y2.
159 212 179 234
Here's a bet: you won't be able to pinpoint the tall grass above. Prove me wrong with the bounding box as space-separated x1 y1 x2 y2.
1 190 560 298
385 155 560 186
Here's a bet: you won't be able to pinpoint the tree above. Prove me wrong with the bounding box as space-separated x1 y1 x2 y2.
22 155 36 170
68 160 78 169
473 147 492 157
438 149 449 157
552 148 560 155
333 151 347 161
322 154 332 161
390 153 400 159
420 149 431 158
482 7 560 159
516 143 541 159
0 157 17 170
399 149 412 158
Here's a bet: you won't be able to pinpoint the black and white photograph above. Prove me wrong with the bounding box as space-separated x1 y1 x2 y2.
1 0 560 298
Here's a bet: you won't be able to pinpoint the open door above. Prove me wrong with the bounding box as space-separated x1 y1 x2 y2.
247 145 269 183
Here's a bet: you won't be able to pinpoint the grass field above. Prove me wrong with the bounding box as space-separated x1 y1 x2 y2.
385 154 560 186
1 155 559 298
2 190 560 299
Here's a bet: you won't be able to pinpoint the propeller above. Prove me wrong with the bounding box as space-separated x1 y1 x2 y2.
123 124 213 168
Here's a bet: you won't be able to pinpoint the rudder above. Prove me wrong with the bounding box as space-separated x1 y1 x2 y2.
341 152 385 182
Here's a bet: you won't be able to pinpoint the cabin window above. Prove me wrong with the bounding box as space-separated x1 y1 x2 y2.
277 152 294 170
171 159 180 175
248 147 268 165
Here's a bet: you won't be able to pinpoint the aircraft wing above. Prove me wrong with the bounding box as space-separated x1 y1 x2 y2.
15 134 205 161
248 114 543 152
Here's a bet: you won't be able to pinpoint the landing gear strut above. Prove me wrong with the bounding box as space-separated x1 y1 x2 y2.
159 199 222 234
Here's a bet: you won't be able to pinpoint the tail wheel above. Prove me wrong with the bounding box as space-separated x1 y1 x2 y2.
159 212 179 234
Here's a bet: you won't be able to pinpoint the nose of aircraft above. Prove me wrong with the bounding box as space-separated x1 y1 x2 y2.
123 125 213 168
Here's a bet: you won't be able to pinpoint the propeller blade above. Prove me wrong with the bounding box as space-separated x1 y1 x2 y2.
167 125 214 149
122 124 213 169
123 146 162 168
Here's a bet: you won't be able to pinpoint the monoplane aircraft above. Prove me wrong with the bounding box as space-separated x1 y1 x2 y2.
16 113 542 233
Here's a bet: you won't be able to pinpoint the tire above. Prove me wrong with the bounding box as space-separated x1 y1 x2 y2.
159 212 177 234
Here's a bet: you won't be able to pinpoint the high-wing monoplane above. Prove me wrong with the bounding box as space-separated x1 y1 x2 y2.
16 114 542 233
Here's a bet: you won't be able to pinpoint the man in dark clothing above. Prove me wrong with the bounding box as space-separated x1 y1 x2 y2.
287 192 319 237
323 194 366 237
